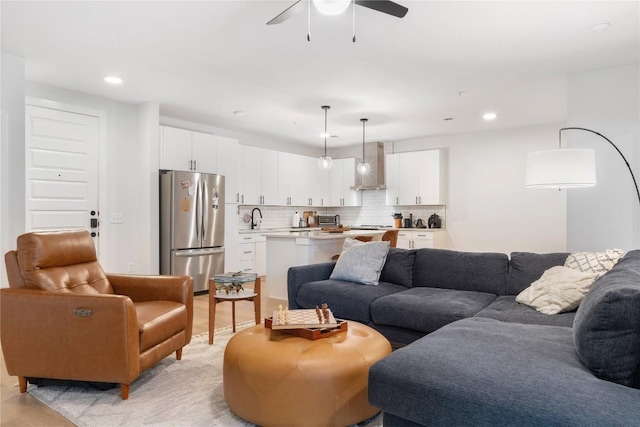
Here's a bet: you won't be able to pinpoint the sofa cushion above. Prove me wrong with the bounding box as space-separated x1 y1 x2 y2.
474 295 576 327
330 240 390 285
412 249 508 295
369 317 640 427
573 250 640 388
379 248 416 287
506 252 569 295
295 279 406 324
371 287 496 334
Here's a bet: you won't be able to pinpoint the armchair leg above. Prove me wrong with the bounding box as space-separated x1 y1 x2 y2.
18 376 27 393
121 384 130 400
176 348 183 360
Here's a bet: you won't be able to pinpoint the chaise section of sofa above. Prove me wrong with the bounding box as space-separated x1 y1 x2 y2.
368 249 640 426
369 317 640 427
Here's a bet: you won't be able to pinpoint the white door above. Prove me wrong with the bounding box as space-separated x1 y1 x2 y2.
25 105 100 244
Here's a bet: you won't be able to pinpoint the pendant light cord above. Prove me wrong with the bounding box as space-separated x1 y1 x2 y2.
322 105 330 156
361 118 367 161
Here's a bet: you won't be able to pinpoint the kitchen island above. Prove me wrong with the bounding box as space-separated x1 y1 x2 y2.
263 230 385 300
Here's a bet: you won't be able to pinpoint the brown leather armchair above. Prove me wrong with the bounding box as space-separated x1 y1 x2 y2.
1 230 193 400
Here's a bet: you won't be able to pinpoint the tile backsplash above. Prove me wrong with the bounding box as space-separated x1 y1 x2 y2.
236 190 445 231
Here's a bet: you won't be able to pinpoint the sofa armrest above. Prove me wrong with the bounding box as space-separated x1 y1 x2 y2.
0 288 140 384
108 274 194 340
287 262 336 309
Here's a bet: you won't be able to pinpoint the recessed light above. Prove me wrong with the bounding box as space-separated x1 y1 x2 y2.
104 76 123 85
233 110 248 117
483 112 497 121
591 22 611 33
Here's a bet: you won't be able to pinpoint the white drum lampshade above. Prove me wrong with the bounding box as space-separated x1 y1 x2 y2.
525 149 596 188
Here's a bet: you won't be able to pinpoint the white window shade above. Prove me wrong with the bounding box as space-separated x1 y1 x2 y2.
525 149 596 188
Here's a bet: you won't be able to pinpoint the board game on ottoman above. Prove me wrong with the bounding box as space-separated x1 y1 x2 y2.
223 319 391 427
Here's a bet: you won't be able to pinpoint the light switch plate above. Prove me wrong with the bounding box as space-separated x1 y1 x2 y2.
110 213 124 224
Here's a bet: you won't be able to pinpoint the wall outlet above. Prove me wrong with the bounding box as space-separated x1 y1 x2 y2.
110 213 124 224
127 262 135 273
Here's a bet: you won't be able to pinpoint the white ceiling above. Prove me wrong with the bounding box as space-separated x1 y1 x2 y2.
2 1 639 149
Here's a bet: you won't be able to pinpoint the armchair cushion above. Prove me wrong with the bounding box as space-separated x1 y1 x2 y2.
135 301 188 352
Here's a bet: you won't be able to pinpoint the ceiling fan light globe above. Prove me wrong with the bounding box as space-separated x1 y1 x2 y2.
318 155 334 170
313 0 351 15
357 161 371 175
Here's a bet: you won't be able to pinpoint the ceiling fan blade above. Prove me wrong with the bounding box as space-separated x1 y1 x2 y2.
267 0 306 25
354 0 408 18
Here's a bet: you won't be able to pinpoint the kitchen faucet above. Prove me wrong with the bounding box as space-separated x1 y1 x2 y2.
251 207 262 230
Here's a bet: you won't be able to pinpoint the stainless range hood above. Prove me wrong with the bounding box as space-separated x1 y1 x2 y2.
351 142 386 190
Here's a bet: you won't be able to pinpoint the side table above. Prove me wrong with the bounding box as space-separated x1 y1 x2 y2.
209 273 261 345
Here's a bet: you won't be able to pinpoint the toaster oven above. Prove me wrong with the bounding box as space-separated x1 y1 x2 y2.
317 214 340 227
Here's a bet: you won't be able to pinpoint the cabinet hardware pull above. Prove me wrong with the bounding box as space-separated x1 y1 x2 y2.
236 193 239 203
396 197 399 205
241 195 244 204
193 160 197 170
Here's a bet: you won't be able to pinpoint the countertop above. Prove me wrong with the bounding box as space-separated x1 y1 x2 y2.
260 229 386 240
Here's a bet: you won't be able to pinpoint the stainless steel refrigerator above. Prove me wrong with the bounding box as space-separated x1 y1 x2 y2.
160 170 225 293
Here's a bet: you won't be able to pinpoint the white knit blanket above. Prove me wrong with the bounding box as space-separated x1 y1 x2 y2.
516 266 599 314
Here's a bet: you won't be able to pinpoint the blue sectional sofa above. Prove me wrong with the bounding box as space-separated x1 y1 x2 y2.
287 248 640 426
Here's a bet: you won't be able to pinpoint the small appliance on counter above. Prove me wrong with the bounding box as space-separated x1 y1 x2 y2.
415 218 427 228
318 214 340 227
402 213 413 228
428 213 442 229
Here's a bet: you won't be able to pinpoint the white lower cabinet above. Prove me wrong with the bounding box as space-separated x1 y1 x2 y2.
237 234 266 276
396 230 441 249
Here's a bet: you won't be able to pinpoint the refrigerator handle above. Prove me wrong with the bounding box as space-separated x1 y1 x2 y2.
201 178 207 244
195 177 201 244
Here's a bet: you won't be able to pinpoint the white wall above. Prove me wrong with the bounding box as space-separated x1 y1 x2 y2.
390 124 567 254
0 53 26 287
24 83 160 274
567 64 639 252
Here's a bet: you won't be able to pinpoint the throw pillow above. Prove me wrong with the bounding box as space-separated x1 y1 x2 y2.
564 249 624 277
573 250 640 388
330 239 390 286
515 266 599 314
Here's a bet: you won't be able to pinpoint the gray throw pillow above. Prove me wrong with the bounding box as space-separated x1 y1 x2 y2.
573 250 640 388
330 240 390 286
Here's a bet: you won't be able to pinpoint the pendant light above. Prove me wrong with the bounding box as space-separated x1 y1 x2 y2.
356 118 371 175
318 105 333 170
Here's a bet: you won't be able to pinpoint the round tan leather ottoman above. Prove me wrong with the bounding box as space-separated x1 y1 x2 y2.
223 321 391 427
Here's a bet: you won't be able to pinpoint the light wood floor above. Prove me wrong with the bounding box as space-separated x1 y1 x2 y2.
0 283 285 426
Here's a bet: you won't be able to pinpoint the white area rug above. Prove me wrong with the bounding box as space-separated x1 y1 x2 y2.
27 323 383 427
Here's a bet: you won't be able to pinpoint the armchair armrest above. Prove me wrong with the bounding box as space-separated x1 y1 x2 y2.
0 288 140 384
108 274 193 340
287 262 336 309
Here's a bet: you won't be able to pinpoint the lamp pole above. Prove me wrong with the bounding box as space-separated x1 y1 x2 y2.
560 127 640 206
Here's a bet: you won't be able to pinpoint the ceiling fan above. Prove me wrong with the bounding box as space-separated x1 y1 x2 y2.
267 0 408 42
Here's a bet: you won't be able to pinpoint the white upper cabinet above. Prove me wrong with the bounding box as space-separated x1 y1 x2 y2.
240 145 262 205
260 149 279 205
385 153 400 205
297 155 329 207
387 149 446 205
278 152 300 206
329 158 361 207
216 136 241 204
160 126 217 173
240 147 279 205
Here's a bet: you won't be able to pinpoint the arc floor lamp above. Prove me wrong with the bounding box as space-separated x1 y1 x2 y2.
526 127 640 207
